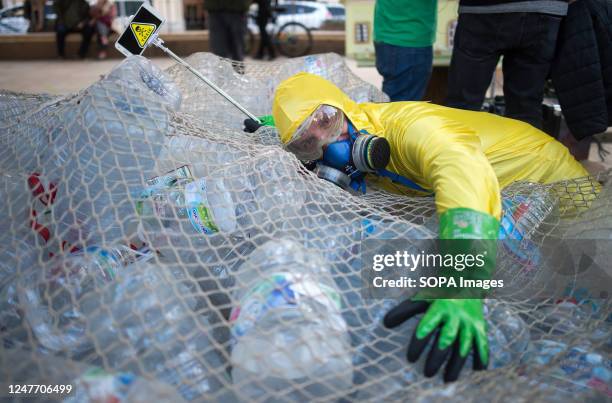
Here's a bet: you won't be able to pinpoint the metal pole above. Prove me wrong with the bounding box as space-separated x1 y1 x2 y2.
153 36 260 122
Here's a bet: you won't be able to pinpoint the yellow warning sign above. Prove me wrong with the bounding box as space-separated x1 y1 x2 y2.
130 22 156 48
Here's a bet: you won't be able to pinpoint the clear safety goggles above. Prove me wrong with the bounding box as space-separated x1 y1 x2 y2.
284 104 346 161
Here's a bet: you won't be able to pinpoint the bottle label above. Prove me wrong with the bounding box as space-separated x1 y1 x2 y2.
187 204 219 234
185 179 220 234
70 367 136 402
230 272 342 340
499 195 541 267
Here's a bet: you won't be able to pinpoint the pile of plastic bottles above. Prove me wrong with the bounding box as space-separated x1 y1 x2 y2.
0 54 610 402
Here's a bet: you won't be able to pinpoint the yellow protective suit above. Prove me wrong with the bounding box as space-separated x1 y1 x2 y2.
273 72 589 221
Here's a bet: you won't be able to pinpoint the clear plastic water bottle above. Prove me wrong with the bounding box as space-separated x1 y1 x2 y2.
18 245 151 354
106 56 182 112
137 174 238 241
156 135 248 179
497 186 559 276
136 165 195 240
82 259 224 401
140 149 307 245
42 58 170 246
230 239 353 401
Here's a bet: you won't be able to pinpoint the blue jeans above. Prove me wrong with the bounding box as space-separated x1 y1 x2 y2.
374 42 433 101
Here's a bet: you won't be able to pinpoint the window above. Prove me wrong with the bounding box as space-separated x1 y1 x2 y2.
447 19 457 48
328 7 344 16
354 22 369 44
278 4 297 15
296 5 316 14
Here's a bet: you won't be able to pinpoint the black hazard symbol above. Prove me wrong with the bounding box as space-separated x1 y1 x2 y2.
130 22 156 48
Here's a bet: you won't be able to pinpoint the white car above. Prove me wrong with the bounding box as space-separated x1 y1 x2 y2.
248 1 331 33
324 3 345 23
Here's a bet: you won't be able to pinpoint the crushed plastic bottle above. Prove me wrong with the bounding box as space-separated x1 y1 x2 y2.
230 239 353 401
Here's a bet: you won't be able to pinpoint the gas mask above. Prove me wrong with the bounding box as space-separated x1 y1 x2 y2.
284 104 425 194
316 122 391 192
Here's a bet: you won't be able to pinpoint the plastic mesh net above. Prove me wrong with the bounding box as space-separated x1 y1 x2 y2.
0 53 610 402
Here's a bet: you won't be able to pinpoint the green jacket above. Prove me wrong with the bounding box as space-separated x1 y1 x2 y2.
204 0 251 13
53 0 89 30
374 0 438 47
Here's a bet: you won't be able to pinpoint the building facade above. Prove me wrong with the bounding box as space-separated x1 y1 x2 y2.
345 0 458 66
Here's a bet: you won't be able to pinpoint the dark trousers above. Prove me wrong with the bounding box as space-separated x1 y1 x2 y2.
446 13 562 129
374 42 433 101
56 23 95 58
208 11 247 62
256 16 275 59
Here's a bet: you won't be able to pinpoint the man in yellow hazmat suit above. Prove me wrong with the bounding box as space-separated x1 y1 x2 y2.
245 72 589 382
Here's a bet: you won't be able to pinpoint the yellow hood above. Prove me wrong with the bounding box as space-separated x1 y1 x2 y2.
272 72 378 144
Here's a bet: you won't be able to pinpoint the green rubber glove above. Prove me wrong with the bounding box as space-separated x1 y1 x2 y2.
258 115 275 127
243 115 275 133
384 208 499 382
384 298 488 381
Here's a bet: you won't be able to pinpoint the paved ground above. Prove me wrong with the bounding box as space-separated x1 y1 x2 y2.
0 57 382 95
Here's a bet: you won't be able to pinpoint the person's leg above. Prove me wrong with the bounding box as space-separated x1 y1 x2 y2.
255 17 267 59
227 12 247 62
32 0 45 31
78 22 95 58
96 22 110 59
375 42 433 101
97 21 109 46
208 11 230 58
446 13 501 110
56 24 68 58
264 16 275 59
375 42 399 101
396 46 433 101
502 13 562 129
